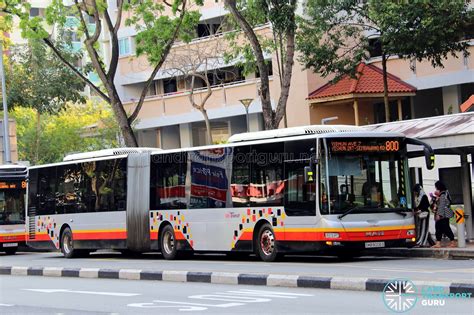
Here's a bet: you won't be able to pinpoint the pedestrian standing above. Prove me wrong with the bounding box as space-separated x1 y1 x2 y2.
413 184 430 247
432 181 456 248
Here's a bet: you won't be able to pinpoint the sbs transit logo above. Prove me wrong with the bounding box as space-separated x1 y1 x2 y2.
382 279 418 313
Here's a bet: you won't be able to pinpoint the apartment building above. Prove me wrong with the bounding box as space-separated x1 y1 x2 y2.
114 0 473 149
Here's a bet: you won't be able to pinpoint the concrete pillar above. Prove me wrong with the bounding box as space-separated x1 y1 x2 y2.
248 113 263 132
442 85 461 114
179 123 193 148
397 99 403 121
353 99 360 126
460 152 473 240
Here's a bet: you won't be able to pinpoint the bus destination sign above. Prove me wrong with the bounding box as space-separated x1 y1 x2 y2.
329 139 401 153
0 181 26 189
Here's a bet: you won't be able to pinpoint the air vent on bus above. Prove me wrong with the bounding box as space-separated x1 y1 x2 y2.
0 165 28 180
28 207 36 240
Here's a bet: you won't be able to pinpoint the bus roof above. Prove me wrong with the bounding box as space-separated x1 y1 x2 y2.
63 147 161 162
227 125 363 143
0 164 28 180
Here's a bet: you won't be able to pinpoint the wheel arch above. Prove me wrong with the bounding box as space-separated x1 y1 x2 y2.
252 219 272 253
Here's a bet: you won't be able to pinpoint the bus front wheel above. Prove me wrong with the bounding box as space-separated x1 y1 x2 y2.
160 225 178 260
256 224 280 262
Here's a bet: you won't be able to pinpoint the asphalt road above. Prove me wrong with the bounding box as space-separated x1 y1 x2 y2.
1 275 473 314
1 251 473 283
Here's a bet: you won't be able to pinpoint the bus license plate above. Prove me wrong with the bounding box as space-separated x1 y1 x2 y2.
365 241 385 248
3 243 18 248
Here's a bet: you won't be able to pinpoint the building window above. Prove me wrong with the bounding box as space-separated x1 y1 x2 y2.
29 8 40 17
163 78 177 94
118 38 131 56
368 37 382 58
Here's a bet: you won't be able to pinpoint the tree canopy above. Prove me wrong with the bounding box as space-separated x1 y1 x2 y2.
298 0 472 121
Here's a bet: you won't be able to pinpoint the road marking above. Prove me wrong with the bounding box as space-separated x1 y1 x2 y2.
23 289 140 297
189 294 271 303
127 303 208 311
128 300 242 310
0 303 14 307
226 289 313 298
371 268 435 274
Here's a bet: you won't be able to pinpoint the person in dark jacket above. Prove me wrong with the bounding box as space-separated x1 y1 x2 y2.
413 184 431 247
432 181 456 248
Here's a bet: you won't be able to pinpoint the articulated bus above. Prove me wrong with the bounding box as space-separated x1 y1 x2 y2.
26 125 435 261
0 164 28 255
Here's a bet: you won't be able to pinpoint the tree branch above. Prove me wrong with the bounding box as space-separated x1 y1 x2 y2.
42 37 109 102
128 0 188 124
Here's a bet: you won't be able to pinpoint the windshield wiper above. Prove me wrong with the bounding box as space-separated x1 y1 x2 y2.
337 206 367 220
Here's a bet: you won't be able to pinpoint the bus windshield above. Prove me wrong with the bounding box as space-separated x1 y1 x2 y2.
0 181 26 225
320 138 410 215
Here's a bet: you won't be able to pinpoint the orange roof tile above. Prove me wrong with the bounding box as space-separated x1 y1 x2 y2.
308 63 416 100
460 95 474 113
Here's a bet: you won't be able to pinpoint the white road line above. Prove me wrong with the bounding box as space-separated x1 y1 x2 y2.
23 289 140 296
371 268 435 274
0 303 14 307
227 289 314 297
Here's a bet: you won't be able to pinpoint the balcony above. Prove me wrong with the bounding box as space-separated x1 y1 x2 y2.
123 77 274 124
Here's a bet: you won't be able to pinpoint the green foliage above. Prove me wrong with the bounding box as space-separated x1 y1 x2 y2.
7 39 86 114
224 0 297 76
10 102 120 164
126 0 202 64
298 0 472 80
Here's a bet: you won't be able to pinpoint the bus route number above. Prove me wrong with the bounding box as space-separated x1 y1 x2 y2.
385 141 399 151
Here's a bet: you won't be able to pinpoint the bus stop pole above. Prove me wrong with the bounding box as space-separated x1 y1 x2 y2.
0 41 11 164
460 152 472 241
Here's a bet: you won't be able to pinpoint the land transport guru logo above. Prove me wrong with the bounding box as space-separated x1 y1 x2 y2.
382 279 417 313
381 278 472 313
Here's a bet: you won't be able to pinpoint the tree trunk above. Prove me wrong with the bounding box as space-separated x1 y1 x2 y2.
109 94 138 147
34 110 41 164
382 52 390 122
201 109 213 145
273 20 296 129
225 0 274 130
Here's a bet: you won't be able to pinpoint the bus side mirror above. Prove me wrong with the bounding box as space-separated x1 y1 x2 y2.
405 138 435 170
304 166 314 183
424 147 435 170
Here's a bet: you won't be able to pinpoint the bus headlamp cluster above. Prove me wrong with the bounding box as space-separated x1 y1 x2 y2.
324 232 340 239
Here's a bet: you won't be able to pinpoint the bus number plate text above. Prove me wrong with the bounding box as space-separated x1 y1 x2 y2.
365 241 385 248
2 242 18 248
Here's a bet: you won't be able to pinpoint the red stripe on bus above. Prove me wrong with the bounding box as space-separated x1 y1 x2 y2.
73 231 127 240
0 235 26 242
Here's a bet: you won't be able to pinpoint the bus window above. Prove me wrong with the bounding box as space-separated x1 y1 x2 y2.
231 145 250 207
151 153 187 210
0 184 25 225
188 148 233 209
249 142 284 207
38 167 57 215
320 144 408 215
284 140 316 216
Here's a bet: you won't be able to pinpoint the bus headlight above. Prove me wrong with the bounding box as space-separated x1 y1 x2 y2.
407 229 415 236
325 232 340 239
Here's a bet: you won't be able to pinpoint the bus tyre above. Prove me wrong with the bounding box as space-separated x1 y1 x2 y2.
160 225 178 260
4 247 17 255
256 224 279 262
61 227 78 259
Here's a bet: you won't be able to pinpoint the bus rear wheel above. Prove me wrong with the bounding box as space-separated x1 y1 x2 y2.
256 224 280 262
160 225 178 260
61 227 79 258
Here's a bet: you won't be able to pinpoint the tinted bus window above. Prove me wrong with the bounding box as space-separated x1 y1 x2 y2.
38 167 57 215
188 148 233 209
231 145 251 207
151 153 187 209
284 140 316 216
249 142 284 207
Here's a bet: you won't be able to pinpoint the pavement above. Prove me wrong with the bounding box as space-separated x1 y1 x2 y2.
1 251 473 298
363 241 474 260
1 275 473 314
